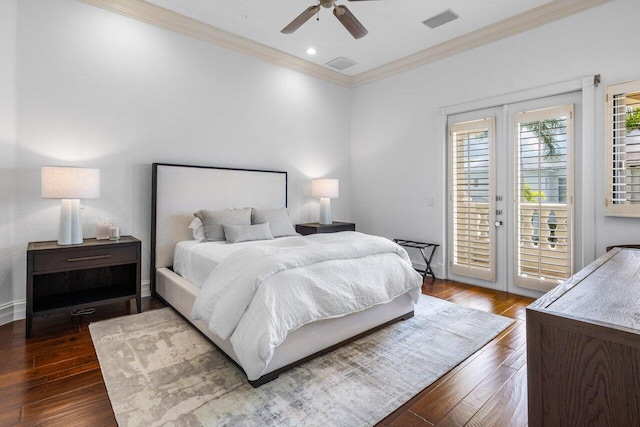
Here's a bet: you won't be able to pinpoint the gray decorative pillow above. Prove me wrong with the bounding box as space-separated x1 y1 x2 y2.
195 208 252 241
223 223 274 243
252 207 298 237
188 217 205 240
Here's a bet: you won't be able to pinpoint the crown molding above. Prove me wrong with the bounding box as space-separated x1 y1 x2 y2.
351 0 613 87
80 0 611 89
79 0 353 88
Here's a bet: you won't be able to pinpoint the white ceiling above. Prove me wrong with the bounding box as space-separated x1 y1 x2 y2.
145 0 554 76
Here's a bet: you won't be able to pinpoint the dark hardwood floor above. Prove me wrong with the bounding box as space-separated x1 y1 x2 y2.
0 280 534 426
379 279 533 427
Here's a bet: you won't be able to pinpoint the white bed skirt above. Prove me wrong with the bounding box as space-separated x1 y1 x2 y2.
156 267 415 380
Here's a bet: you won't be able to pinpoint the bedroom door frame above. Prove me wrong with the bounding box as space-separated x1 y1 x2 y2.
439 76 597 298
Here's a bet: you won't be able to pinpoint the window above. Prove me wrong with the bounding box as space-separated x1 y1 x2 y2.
448 118 496 281
606 79 640 216
558 176 567 203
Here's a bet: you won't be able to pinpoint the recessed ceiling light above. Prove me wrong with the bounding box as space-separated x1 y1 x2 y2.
306 47 317 55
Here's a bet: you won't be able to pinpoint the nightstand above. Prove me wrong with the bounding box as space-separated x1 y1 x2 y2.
26 236 141 338
296 222 356 235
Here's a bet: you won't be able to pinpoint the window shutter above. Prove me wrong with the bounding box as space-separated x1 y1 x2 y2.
606 80 640 216
515 105 573 290
449 118 496 281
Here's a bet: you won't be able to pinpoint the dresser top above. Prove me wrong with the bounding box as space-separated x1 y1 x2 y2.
529 248 640 332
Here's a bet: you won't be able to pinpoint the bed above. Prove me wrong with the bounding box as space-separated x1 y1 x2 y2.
151 163 421 387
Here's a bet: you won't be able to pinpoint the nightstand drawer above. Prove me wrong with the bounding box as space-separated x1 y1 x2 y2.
32 245 138 273
296 222 356 235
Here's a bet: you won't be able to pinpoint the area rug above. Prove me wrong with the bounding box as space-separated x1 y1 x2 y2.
90 295 513 427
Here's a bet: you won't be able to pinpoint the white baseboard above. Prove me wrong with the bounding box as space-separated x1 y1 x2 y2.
0 280 152 327
0 300 25 327
142 280 151 297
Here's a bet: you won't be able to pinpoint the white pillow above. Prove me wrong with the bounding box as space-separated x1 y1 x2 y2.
252 207 298 237
223 223 274 243
195 208 253 241
188 217 205 240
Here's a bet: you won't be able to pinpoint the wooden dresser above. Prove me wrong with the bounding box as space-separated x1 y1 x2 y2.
527 247 640 426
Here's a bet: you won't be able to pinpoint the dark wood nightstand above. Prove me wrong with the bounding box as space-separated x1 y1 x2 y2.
296 222 356 235
26 236 141 338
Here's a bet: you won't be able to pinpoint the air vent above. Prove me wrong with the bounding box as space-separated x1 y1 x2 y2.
422 9 459 29
325 57 357 71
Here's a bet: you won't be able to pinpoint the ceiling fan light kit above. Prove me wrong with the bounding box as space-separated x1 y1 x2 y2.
281 0 371 39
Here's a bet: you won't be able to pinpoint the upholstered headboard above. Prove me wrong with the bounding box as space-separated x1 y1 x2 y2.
151 163 287 293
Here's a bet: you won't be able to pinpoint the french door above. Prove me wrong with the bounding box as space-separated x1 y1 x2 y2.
449 117 496 282
448 93 578 294
513 104 573 291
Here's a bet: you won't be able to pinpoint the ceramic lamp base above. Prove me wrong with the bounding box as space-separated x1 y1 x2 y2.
319 197 332 225
58 199 83 245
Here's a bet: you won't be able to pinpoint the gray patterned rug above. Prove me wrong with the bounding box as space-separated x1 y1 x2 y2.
90 295 513 427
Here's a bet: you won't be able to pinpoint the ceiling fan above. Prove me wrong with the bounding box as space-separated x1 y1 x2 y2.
281 0 374 40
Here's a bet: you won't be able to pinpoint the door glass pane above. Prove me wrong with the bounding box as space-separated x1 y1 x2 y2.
450 118 495 281
516 106 572 289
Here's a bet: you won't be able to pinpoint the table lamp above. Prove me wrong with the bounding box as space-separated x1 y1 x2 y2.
41 166 100 245
311 178 339 225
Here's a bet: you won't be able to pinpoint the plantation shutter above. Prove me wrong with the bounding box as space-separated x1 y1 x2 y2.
448 118 496 281
515 105 573 291
606 80 640 216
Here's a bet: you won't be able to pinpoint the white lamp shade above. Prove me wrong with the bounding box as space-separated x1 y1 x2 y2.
41 166 100 199
311 178 339 199
41 166 100 245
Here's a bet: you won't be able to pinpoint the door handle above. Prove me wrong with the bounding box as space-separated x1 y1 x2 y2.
495 221 503 227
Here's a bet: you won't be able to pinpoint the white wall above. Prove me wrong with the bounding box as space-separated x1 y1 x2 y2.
4 0 638 324
0 0 352 324
0 0 19 320
351 0 640 287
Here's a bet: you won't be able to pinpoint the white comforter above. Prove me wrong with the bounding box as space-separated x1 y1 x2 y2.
191 231 422 380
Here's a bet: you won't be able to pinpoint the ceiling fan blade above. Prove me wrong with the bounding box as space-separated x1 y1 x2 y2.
333 5 368 39
281 5 320 34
